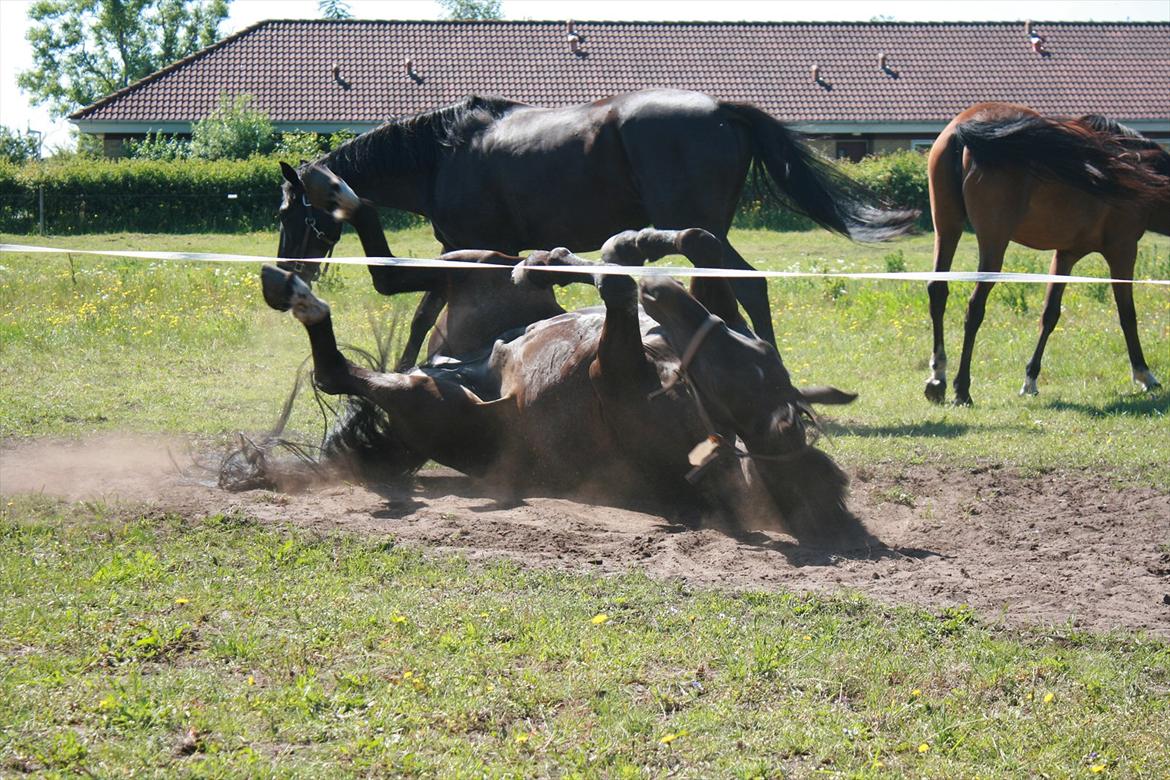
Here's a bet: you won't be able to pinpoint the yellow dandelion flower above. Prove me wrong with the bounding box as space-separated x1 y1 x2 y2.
390 613 408 624
1043 692 1054 704
1090 765 1105 774
802 634 812 641
514 731 530 744
246 675 255 686
174 597 189 605
659 730 688 745
911 689 922 698
917 743 930 754
591 613 609 625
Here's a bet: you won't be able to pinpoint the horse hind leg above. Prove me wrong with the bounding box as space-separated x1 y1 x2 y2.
951 231 1009 407
1021 250 1080 395
1106 245 1161 391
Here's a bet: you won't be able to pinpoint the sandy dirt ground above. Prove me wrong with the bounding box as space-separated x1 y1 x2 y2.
2 435 1168 636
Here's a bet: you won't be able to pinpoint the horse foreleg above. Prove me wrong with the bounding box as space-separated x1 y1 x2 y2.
397 290 447 371
1021 250 1080 395
1107 245 1161 391
721 242 775 348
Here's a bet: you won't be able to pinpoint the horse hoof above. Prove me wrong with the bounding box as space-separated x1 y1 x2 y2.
924 379 946 404
1134 370 1161 392
261 264 295 311
1019 377 1039 396
952 394 974 407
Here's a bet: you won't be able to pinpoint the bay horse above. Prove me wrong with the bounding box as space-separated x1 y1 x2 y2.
258 164 863 541
276 89 918 368
925 102 1169 405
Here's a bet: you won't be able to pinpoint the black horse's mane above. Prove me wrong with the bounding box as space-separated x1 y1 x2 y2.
323 95 524 179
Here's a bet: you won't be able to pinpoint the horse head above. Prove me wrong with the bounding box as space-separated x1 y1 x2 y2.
275 161 345 284
639 276 863 540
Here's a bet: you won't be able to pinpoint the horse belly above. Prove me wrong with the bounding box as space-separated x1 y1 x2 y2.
1012 183 1107 251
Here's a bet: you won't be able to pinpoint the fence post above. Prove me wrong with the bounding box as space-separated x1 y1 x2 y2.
38 186 45 234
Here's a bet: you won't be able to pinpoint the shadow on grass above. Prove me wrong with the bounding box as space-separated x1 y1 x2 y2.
824 420 1015 438
1044 391 1168 419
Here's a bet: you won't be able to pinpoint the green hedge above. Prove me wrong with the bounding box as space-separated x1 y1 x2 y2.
0 150 929 235
0 156 422 234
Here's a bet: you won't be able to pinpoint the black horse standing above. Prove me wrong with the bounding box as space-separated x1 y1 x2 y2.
277 88 917 367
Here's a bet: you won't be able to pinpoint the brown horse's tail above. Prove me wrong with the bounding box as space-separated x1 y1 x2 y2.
952 116 1170 201
721 101 920 241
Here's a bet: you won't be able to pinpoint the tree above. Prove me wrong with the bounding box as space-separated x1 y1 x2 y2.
436 0 502 20
0 127 42 163
189 93 275 160
318 0 351 19
18 0 230 118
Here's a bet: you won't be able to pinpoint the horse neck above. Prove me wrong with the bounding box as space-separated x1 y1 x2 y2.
321 127 435 216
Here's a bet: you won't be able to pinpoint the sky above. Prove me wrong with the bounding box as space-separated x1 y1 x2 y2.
2 0 1167 152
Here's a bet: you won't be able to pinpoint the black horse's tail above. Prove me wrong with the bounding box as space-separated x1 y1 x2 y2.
952 115 1170 201
721 101 920 241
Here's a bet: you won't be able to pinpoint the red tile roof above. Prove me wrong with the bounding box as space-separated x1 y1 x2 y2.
70 20 1170 127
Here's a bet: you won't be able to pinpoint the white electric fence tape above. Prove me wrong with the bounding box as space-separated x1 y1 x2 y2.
2 243 1168 286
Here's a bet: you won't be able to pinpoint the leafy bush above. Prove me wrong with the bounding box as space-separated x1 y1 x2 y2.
189 94 276 160
125 132 191 161
847 150 930 225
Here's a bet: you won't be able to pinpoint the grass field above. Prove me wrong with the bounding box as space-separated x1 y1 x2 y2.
1 228 1168 776
3 498 1168 777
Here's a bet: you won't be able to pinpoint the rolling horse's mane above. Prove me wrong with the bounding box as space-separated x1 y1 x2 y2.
322 95 526 179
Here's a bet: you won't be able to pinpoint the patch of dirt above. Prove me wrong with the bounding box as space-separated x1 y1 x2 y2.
3 435 1168 636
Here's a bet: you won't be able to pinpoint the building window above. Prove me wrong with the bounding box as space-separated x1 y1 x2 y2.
910 139 935 153
835 140 869 163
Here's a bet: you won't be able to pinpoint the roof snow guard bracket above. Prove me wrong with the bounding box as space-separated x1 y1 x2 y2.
404 57 423 84
811 64 831 90
566 20 587 57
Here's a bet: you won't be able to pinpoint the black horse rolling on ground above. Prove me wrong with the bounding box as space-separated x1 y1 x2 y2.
276 89 918 368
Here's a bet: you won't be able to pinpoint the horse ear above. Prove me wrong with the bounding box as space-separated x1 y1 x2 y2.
279 161 302 189
798 385 858 405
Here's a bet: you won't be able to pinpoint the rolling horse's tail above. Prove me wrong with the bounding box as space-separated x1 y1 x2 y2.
720 101 920 241
952 115 1170 202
